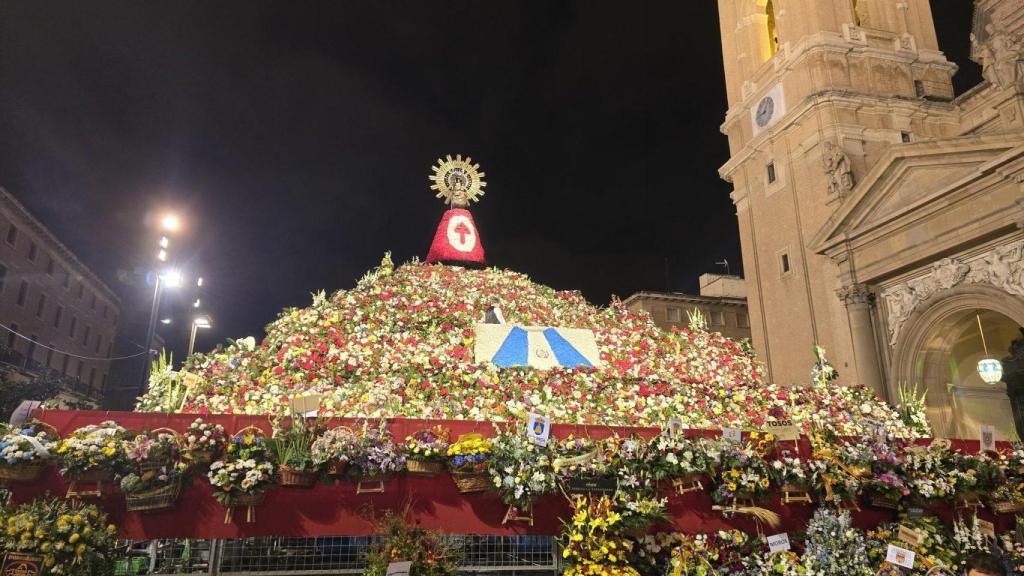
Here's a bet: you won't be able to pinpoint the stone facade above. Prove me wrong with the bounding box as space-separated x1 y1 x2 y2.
623 274 751 341
0 187 120 401
716 0 1024 438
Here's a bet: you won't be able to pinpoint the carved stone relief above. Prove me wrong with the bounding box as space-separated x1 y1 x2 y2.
882 240 1024 345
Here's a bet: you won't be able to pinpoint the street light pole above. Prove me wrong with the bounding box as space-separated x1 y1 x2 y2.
139 274 163 391
188 319 198 358
188 316 212 357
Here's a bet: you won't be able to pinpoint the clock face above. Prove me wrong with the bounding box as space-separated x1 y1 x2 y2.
755 96 775 128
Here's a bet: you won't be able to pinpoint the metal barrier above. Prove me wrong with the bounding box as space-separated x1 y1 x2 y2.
114 536 560 576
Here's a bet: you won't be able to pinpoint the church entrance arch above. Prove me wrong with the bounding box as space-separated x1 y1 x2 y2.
890 285 1024 440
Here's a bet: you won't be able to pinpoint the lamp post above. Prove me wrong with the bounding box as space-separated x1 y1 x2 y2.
139 214 182 391
188 315 212 357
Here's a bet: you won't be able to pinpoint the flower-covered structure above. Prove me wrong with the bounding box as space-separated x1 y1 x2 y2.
138 257 917 437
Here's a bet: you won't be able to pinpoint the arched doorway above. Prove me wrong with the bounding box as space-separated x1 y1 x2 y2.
891 286 1024 441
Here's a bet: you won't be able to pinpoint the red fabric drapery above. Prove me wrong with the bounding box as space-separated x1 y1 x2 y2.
8 410 1006 539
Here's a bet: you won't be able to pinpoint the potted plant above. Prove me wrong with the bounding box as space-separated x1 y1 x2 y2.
402 426 450 477
182 418 227 465
207 427 277 523
447 433 492 493
0 421 57 483
269 417 319 488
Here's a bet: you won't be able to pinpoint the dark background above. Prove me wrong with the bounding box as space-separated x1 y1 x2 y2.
0 2 982 368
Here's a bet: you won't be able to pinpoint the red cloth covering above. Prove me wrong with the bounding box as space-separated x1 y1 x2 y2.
13 410 1010 539
425 208 485 265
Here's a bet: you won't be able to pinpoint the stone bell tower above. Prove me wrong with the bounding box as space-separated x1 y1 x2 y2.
715 0 958 395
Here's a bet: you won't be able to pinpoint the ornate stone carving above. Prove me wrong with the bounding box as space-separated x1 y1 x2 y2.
837 283 874 307
882 240 1024 345
822 140 855 198
972 23 1024 88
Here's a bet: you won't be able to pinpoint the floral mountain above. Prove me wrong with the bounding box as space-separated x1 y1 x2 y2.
137 256 924 437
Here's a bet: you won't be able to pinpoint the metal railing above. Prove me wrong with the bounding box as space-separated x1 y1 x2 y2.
114 536 560 576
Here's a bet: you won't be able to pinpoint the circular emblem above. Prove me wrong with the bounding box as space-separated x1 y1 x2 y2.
755 96 775 128
429 154 486 208
534 348 550 359
446 214 477 252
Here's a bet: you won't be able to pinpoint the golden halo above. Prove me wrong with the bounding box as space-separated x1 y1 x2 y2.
428 154 486 208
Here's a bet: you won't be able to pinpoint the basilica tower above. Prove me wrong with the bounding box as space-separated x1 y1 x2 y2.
715 0 959 394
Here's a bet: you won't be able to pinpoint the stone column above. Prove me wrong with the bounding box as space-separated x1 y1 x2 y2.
839 284 887 400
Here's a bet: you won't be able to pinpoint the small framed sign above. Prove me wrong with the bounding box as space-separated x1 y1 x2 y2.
526 413 551 447
975 518 996 539
897 525 923 547
767 533 790 553
722 427 742 443
980 425 996 452
885 544 915 568
566 475 618 495
666 417 685 438
386 561 412 576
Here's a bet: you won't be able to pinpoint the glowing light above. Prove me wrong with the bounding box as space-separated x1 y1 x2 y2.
193 316 212 329
159 236 169 248
157 249 167 262
161 214 181 231
193 298 201 308
161 269 183 288
977 358 1003 384
160 318 172 325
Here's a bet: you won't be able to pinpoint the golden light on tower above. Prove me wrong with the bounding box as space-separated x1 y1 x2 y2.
429 154 486 208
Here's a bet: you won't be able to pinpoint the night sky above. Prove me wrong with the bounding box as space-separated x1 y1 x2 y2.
0 2 981 363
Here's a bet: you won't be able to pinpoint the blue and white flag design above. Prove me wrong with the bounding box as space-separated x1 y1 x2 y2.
474 324 602 369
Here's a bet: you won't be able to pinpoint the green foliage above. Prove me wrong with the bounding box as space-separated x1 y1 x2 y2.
135 351 189 413
362 511 459 576
268 416 318 471
897 381 931 437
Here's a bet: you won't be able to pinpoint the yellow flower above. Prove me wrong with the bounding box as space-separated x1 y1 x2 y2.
69 533 80 543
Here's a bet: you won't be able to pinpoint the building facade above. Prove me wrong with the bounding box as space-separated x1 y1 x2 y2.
623 274 752 341
716 0 1024 439
0 187 120 401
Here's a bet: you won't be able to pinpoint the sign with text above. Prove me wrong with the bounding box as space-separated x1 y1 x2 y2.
722 428 742 443
765 421 800 441
1 553 42 576
767 533 790 553
980 425 996 452
885 545 915 569
566 475 618 495
526 413 551 447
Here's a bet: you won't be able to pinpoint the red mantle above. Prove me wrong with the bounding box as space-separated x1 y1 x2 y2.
9 410 1006 539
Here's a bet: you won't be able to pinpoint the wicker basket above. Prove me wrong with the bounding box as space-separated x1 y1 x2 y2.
188 449 217 465
0 461 47 483
280 466 318 488
991 500 1024 514
125 481 182 512
451 470 490 493
407 460 444 477
137 428 182 473
70 468 114 484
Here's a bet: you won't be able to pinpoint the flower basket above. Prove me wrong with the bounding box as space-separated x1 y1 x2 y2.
0 461 47 483
406 459 444 477
279 465 318 488
137 428 181 473
451 470 490 493
991 500 1024 514
125 480 182 512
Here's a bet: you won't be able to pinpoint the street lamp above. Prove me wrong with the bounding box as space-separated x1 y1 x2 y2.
188 315 212 357
161 213 180 232
139 211 183 391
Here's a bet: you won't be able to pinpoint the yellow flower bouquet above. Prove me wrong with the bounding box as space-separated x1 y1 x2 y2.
55 421 129 483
